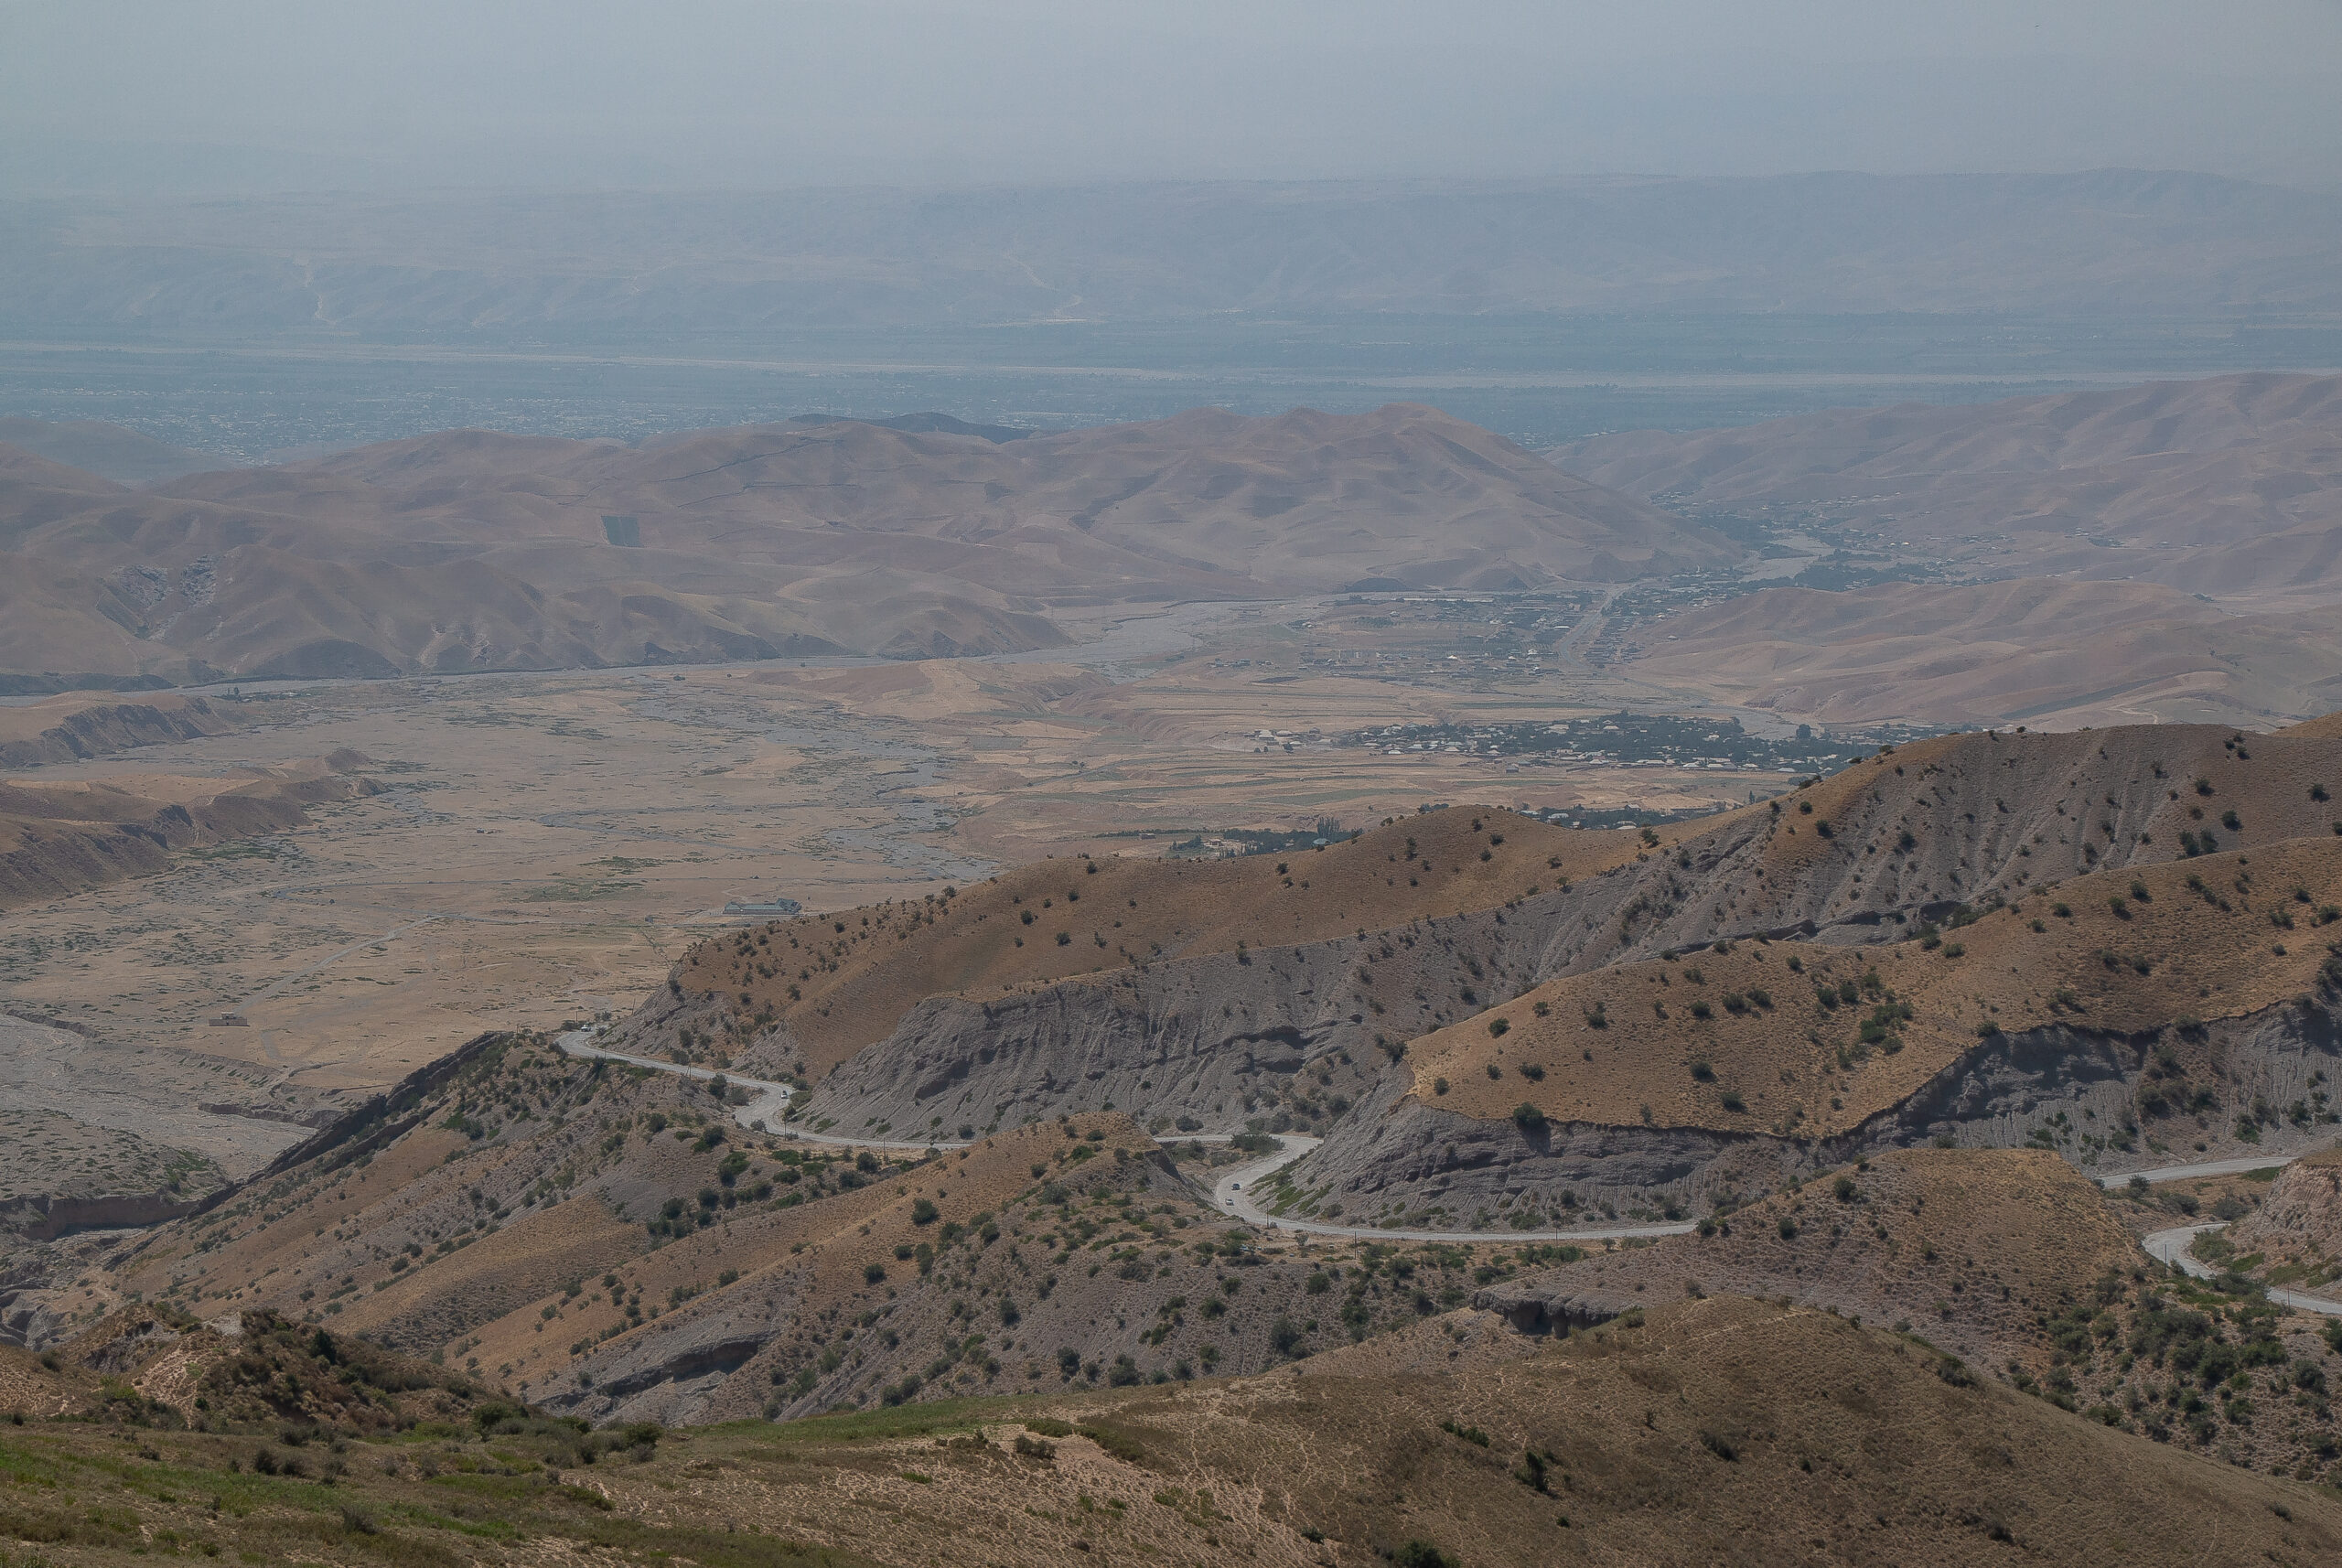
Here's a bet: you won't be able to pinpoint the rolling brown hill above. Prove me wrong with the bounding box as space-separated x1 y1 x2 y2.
1546 371 2342 727
1613 576 2342 728
689 802 1656 1078
1557 371 2342 605
0 404 1726 682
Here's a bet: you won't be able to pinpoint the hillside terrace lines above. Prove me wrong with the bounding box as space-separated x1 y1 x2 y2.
1413 836 2342 1138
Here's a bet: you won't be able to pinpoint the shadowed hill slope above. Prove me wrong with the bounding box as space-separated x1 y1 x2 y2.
688 803 1661 1075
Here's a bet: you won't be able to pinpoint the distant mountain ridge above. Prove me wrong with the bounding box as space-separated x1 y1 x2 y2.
0 418 222 487
1544 371 2342 725
5 170 2337 333
0 403 1723 683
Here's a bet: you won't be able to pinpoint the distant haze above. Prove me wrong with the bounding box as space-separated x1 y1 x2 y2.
3 1 2340 193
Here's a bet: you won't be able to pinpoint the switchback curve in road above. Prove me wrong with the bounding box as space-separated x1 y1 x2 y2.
557 1029 2342 1257
553 1031 1696 1245
2143 1220 2342 1317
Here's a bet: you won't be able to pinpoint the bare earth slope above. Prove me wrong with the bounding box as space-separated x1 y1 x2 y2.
0 405 1722 682
1614 577 2342 728
1557 371 2342 603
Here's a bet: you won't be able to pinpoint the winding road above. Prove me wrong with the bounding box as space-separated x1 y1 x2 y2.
553 1030 1698 1244
1206 1135 1698 1243
557 1029 2342 1282
2143 1219 2342 1318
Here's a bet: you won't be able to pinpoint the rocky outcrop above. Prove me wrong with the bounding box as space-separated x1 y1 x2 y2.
2229 1147 2342 1262
0 696 237 769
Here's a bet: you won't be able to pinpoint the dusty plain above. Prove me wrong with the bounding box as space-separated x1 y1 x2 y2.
0 592 1800 1111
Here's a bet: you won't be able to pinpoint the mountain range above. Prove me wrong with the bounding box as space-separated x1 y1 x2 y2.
0 403 1723 682
6 171 2339 333
1561 371 2342 607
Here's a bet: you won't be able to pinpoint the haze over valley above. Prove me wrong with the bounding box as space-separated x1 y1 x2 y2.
7 5 2342 1564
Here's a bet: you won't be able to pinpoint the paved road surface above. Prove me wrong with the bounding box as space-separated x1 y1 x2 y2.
2095 1152 2307 1187
555 1032 911 1151
559 1028 2342 1269
2143 1220 2342 1317
554 1030 1694 1244
1209 1135 1698 1243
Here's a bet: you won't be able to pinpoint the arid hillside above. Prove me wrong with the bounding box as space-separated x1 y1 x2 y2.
87 1033 1544 1432
1558 371 2342 604
0 403 1724 682
689 801 1658 1076
2227 1147 2342 1278
7 1294 2341 1567
636 715 2342 1222
1613 576 2342 728
1410 837 2340 1137
1477 1148 2143 1364
0 751 378 908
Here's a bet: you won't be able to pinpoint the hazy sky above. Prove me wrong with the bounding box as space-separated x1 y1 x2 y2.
4 0 2338 192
